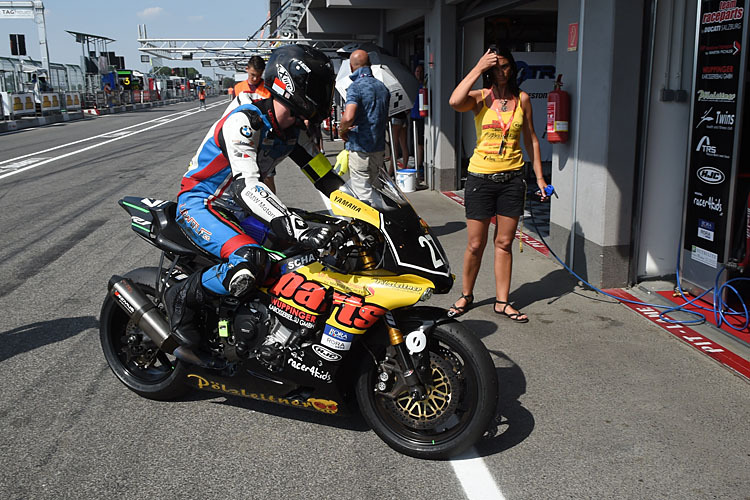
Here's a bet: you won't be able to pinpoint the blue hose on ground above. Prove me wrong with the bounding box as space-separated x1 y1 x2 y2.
525 196 750 331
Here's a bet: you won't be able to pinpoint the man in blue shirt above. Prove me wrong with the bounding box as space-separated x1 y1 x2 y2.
340 49 390 203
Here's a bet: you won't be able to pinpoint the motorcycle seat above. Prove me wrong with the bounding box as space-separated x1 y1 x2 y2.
152 203 213 260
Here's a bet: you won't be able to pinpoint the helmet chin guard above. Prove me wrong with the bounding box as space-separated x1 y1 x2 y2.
264 44 335 125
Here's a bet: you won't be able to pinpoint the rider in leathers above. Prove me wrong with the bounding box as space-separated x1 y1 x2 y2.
166 44 343 347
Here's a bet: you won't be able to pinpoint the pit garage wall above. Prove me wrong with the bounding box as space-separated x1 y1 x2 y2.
548 0 644 288
424 2 458 191
635 0 698 280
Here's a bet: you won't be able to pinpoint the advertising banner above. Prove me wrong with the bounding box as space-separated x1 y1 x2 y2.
0 7 34 19
683 0 747 289
41 93 60 111
1 92 36 117
64 92 82 110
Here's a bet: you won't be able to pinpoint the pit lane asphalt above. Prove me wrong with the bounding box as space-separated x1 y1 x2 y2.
0 97 749 499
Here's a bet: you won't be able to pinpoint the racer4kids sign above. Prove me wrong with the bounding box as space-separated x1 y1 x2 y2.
684 0 746 280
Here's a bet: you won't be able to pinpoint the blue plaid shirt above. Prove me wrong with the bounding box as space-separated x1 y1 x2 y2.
345 66 390 153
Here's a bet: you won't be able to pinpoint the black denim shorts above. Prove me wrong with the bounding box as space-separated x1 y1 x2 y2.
464 172 525 220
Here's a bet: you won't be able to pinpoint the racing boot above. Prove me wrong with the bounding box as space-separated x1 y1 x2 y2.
164 272 207 347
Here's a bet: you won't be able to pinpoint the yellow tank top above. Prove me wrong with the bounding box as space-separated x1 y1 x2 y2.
468 89 525 174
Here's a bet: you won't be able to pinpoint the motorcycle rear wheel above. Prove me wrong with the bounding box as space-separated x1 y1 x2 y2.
100 267 190 400
356 320 498 460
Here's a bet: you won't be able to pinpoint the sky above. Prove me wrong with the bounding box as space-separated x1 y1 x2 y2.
0 0 270 77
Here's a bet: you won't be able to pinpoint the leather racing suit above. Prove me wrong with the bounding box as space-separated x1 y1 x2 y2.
176 92 338 296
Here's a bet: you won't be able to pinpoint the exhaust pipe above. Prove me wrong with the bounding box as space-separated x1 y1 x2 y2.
108 276 179 354
107 276 226 369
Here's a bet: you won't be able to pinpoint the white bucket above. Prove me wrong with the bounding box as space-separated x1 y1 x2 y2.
396 168 417 193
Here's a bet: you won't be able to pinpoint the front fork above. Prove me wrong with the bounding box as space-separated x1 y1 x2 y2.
381 311 431 400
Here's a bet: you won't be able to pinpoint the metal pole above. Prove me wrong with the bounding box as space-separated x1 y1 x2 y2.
33 1 50 77
412 118 418 170
388 120 397 174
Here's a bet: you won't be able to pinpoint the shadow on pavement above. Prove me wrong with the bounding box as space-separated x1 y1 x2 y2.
511 268 581 310
207 393 371 432
476 349 534 457
429 220 467 238
0 316 98 363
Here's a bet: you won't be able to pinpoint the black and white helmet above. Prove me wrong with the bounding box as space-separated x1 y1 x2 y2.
264 44 335 124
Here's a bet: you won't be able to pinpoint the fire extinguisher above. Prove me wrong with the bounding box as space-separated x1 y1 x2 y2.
418 85 428 118
546 74 570 143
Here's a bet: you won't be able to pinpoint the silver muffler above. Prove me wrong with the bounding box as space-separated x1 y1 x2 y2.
108 276 179 354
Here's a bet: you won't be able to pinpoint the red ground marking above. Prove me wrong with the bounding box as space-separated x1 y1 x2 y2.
655 290 750 345
605 288 750 381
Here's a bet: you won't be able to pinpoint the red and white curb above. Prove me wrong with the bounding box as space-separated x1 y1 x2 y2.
83 108 100 116
606 289 750 381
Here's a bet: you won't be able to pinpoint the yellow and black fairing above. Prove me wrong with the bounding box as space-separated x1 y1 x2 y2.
328 178 453 294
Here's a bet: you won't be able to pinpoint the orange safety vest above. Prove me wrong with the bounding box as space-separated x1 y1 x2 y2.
233 80 271 102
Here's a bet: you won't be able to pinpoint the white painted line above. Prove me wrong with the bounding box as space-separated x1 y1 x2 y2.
0 101 226 181
0 100 227 166
99 130 137 139
0 157 49 173
451 448 505 500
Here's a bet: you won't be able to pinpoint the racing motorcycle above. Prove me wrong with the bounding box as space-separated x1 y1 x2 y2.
100 168 498 460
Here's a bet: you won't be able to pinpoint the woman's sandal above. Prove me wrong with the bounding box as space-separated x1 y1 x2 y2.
494 300 529 323
447 293 474 318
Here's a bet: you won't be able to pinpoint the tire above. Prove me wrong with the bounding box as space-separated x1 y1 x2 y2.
356 320 498 459
100 267 190 401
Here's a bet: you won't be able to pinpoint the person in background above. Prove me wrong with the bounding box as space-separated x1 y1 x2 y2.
227 86 235 99
410 64 426 181
31 74 41 111
390 111 408 176
38 76 51 92
339 49 390 204
198 87 206 110
234 56 271 102
103 81 113 108
446 45 548 323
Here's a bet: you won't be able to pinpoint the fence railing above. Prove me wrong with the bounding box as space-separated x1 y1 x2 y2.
1 86 223 121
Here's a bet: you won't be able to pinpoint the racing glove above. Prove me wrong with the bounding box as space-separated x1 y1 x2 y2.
270 213 344 255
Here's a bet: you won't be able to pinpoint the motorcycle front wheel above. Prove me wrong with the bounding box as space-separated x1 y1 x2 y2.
100 267 190 401
356 320 498 460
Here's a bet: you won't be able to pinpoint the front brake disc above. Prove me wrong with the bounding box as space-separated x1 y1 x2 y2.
383 352 462 430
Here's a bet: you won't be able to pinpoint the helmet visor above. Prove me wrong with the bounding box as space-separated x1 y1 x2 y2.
304 69 334 123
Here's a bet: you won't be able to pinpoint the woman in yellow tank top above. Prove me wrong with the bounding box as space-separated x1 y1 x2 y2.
447 45 548 323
